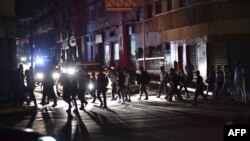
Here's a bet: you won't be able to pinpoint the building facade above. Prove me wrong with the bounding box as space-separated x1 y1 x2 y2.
54 0 82 63
18 0 250 83
135 0 250 81
80 0 135 69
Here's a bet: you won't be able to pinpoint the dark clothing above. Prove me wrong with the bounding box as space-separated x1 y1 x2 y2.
215 69 224 98
16 68 26 105
138 71 150 85
96 72 109 107
206 69 216 95
193 75 208 105
118 72 125 101
138 70 150 99
166 72 183 101
42 70 57 105
25 70 37 106
78 73 90 106
90 77 97 102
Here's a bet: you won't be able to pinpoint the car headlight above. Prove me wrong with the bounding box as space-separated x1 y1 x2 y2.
36 57 44 64
67 68 76 75
21 57 27 62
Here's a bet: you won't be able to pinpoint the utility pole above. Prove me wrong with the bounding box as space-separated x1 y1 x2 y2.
141 0 146 69
30 0 34 69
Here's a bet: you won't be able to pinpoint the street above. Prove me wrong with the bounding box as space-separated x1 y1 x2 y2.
1 88 250 141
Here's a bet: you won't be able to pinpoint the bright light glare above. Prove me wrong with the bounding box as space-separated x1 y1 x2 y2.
88 83 94 90
37 136 57 141
36 72 44 80
21 57 27 62
67 68 76 75
52 72 60 80
36 57 44 64
61 67 67 73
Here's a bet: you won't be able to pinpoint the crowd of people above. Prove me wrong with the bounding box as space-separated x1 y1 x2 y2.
9 60 248 112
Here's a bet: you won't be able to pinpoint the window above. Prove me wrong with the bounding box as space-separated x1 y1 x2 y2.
149 45 162 57
155 0 162 14
147 5 153 19
110 31 115 37
167 0 172 11
180 0 187 8
136 8 143 21
138 47 143 58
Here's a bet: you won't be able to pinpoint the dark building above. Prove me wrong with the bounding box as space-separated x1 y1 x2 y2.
17 0 57 68
16 0 250 83
0 0 17 99
135 0 250 81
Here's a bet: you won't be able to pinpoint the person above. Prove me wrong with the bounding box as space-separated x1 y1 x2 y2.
157 66 168 98
16 64 26 105
185 60 194 86
192 71 208 105
77 70 89 110
215 65 224 99
234 61 247 103
138 66 150 100
165 68 183 102
69 74 78 112
90 72 97 103
96 68 109 108
41 66 57 107
108 67 118 100
24 68 38 107
117 68 125 103
219 66 234 100
206 66 216 96
62 74 72 112
178 69 189 98
124 68 131 102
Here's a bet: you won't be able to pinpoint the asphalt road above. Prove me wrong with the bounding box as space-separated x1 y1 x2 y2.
0 88 250 141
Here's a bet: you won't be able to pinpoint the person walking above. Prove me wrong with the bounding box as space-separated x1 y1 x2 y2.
215 65 224 99
165 68 183 102
157 66 168 98
219 66 234 100
41 66 57 107
117 68 125 103
108 67 118 100
90 72 97 103
206 66 216 96
69 74 79 112
62 74 72 112
192 71 208 105
24 68 38 107
77 70 89 110
178 69 189 98
96 69 109 108
234 61 247 103
138 67 150 100
185 60 194 86
16 64 26 105
124 68 131 102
